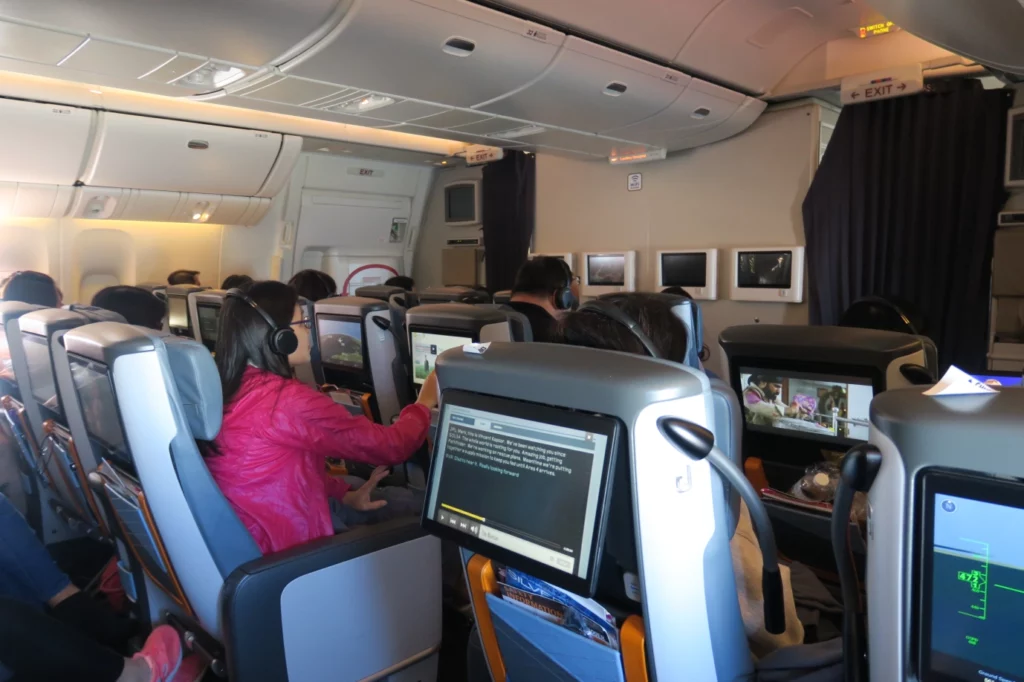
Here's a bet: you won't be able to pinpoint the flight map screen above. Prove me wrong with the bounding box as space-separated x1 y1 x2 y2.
921 476 1024 682
410 330 471 385
317 315 364 371
587 254 626 286
424 390 617 594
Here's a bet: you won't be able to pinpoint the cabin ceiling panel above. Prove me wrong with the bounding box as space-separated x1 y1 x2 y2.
868 0 1024 74
0 19 82 65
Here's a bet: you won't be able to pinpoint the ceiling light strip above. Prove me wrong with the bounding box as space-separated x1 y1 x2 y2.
168 59 213 85
55 36 91 66
136 53 179 81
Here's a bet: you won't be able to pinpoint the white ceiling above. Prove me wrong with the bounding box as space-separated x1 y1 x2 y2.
0 0 962 162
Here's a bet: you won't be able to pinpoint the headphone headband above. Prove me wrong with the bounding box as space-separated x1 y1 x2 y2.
578 299 661 358
225 288 299 357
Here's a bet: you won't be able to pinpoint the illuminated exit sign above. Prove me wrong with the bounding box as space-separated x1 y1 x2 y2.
840 65 924 106
858 21 900 38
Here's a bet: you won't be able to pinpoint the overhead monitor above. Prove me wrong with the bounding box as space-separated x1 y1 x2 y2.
68 354 131 471
657 249 718 300
196 303 221 351
739 368 873 445
317 314 365 372
167 295 189 331
444 181 481 226
918 471 1024 682
581 251 636 296
730 247 805 303
423 389 619 595
409 328 473 385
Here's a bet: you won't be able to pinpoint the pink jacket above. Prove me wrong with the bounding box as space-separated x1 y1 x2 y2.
206 367 430 554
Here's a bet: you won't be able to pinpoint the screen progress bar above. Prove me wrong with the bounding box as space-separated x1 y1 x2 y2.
441 504 484 522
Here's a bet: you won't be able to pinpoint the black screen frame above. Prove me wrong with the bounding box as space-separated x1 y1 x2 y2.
421 388 621 597
67 352 133 472
196 302 221 350
444 183 477 223
22 333 62 418
736 250 794 290
915 468 1024 682
660 251 708 288
408 325 478 387
586 254 626 287
315 313 367 376
167 295 191 333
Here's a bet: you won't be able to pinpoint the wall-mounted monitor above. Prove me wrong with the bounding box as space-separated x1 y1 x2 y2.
657 249 718 300
409 327 474 385
444 181 481 226
580 251 636 297
1006 106 1024 189
730 247 805 303
316 314 365 374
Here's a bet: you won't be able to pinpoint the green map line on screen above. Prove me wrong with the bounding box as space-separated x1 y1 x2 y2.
411 331 471 384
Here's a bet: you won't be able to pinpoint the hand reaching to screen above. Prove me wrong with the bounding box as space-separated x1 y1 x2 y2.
416 371 439 410
342 466 390 512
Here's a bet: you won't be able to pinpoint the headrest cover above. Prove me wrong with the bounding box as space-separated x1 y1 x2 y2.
163 336 222 440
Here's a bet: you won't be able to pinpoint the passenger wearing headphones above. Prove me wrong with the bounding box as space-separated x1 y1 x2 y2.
507 257 579 342
287 269 337 302
203 281 436 554
555 294 803 655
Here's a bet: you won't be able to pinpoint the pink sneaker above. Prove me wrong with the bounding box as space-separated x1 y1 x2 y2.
133 625 183 682
168 654 208 682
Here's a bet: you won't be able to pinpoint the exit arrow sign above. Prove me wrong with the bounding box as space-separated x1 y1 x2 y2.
840 65 924 106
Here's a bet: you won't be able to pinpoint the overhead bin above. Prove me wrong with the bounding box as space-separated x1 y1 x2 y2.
662 98 768 151
0 182 75 218
0 99 93 185
284 0 566 109
478 37 690 134
85 113 300 197
606 79 765 150
67 188 271 226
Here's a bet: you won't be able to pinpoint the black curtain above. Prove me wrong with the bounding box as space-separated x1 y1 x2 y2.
803 81 1012 370
481 151 536 292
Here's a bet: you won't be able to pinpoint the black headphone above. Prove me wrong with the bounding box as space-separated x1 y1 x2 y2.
578 298 661 359
552 258 578 311
225 288 299 357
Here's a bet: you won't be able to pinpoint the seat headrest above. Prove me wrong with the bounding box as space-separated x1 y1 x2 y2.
671 300 705 371
163 336 222 440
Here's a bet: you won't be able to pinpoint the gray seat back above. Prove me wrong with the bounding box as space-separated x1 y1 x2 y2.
710 378 742 535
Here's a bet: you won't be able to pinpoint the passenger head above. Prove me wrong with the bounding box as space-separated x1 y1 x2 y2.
660 286 693 299
384 275 415 292
216 281 298 401
511 257 577 314
556 293 688 361
91 286 166 330
220 274 254 291
167 269 201 286
287 269 337 302
1 271 61 307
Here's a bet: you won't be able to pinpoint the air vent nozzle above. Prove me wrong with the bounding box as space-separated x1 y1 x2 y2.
691 107 711 119
443 37 476 57
603 82 628 96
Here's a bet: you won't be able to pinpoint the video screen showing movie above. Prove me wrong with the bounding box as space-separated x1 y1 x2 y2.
739 368 873 442
317 316 363 370
587 254 625 286
411 330 471 385
661 252 707 288
737 251 792 289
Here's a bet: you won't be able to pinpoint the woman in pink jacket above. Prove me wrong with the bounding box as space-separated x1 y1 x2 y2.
204 280 437 554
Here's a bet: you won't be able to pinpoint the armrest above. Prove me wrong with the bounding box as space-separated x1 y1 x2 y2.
220 517 431 682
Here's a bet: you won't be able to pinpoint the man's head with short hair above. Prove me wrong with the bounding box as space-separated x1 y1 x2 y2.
1 271 61 307
221 274 254 291
384 276 415 292
510 257 575 315
167 269 201 286
92 286 167 330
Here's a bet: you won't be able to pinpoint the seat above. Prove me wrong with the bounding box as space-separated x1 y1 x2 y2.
477 304 534 342
492 290 512 305
62 322 442 680
839 295 938 377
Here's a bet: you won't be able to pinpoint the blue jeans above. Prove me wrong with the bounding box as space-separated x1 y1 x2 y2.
0 492 70 606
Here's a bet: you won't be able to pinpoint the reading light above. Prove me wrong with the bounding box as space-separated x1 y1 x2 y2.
181 63 246 88
335 94 396 114
191 201 211 222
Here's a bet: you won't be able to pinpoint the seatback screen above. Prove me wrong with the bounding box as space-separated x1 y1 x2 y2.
68 354 131 470
739 368 873 444
661 252 707 287
168 296 188 330
410 329 472 385
919 472 1024 682
424 389 619 595
737 251 792 289
196 303 220 348
317 315 364 371
587 254 625 286
23 334 60 417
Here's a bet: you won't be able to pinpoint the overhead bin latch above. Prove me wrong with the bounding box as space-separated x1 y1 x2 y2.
187 140 210 150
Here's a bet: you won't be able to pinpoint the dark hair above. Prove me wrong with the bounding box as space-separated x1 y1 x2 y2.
512 257 570 297
384 276 415 291
1 271 60 307
91 286 166 330
215 280 298 403
221 274 254 291
167 269 200 286
287 269 337 302
660 286 693 300
556 293 688 361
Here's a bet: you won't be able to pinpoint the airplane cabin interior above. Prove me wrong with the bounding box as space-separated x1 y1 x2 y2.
1 1 1024 681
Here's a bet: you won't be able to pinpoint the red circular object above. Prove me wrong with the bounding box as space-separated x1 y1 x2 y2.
341 263 400 295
